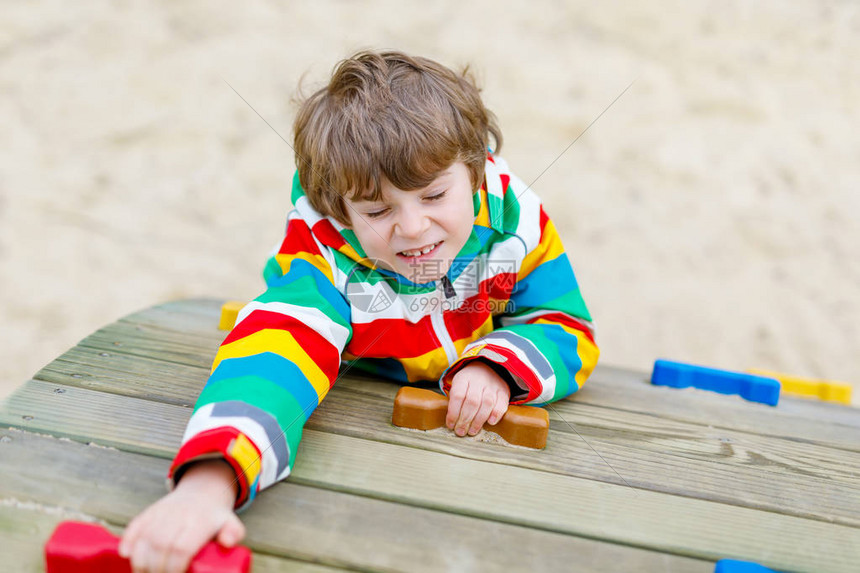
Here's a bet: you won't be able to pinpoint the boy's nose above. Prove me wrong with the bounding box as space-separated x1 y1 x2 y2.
394 209 430 239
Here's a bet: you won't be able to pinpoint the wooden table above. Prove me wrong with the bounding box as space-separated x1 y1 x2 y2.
2 299 859 572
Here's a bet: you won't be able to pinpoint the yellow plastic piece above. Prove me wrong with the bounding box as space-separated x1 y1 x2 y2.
748 369 853 405
219 300 246 331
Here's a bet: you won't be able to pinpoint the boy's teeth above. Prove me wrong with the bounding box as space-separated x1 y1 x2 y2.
401 242 438 257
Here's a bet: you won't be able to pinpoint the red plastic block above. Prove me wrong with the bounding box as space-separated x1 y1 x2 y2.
45 521 252 573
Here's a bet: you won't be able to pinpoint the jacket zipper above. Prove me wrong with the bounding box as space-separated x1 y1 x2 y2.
431 276 458 365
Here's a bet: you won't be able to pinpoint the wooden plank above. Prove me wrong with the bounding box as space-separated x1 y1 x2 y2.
245 554 347 573
77 326 218 370
36 345 209 407
580 364 860 433
292 431 860 573
118 298 225 330
25 363 860 501
239 553 345 573
42 327 860 502
0 505 345 573
56 315 860 456
0 380 188 457
15 364 860 528
334 376 860 484
0 429 712 573
2 385 857 571
71 299 860 452
38 299 857 525
144 298 859 431
312 383 860 526
0 504 69 573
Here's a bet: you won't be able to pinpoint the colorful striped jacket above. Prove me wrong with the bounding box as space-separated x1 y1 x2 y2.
169 155 599 509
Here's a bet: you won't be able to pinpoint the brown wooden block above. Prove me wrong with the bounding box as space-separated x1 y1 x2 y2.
491 404 549 450
392 387 549 449
391 386 449 430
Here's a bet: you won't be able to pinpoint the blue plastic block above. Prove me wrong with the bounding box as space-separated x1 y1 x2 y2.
714 559 778 572
652 359 780 406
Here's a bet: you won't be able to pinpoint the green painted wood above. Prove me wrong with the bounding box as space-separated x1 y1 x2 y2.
22 347 860 528
0 429 712 573
2 384 858 572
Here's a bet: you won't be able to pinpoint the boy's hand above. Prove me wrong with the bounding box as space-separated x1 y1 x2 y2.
119 459 244 573
446 361 511 437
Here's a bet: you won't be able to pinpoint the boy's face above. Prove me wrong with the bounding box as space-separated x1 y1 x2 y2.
344 161 476 283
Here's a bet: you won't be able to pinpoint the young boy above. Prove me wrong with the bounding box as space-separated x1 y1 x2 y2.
119 50 599 572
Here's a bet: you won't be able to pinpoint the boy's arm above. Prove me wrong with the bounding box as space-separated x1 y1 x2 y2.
442 205 599 406
119 460 243 572
170 215 352 509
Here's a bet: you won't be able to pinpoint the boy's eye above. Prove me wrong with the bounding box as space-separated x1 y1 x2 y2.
425 191 447 201
365 207 389 219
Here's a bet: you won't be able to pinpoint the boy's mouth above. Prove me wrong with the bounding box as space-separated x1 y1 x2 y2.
397 241 442 259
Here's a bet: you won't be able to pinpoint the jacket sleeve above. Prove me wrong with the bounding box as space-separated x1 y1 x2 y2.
168 215 351 510
441 204 599 406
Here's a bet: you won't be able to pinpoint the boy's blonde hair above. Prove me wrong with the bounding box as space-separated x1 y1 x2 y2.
293 50 503 226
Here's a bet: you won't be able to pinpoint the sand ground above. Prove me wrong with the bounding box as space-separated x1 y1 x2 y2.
1 1 858 406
